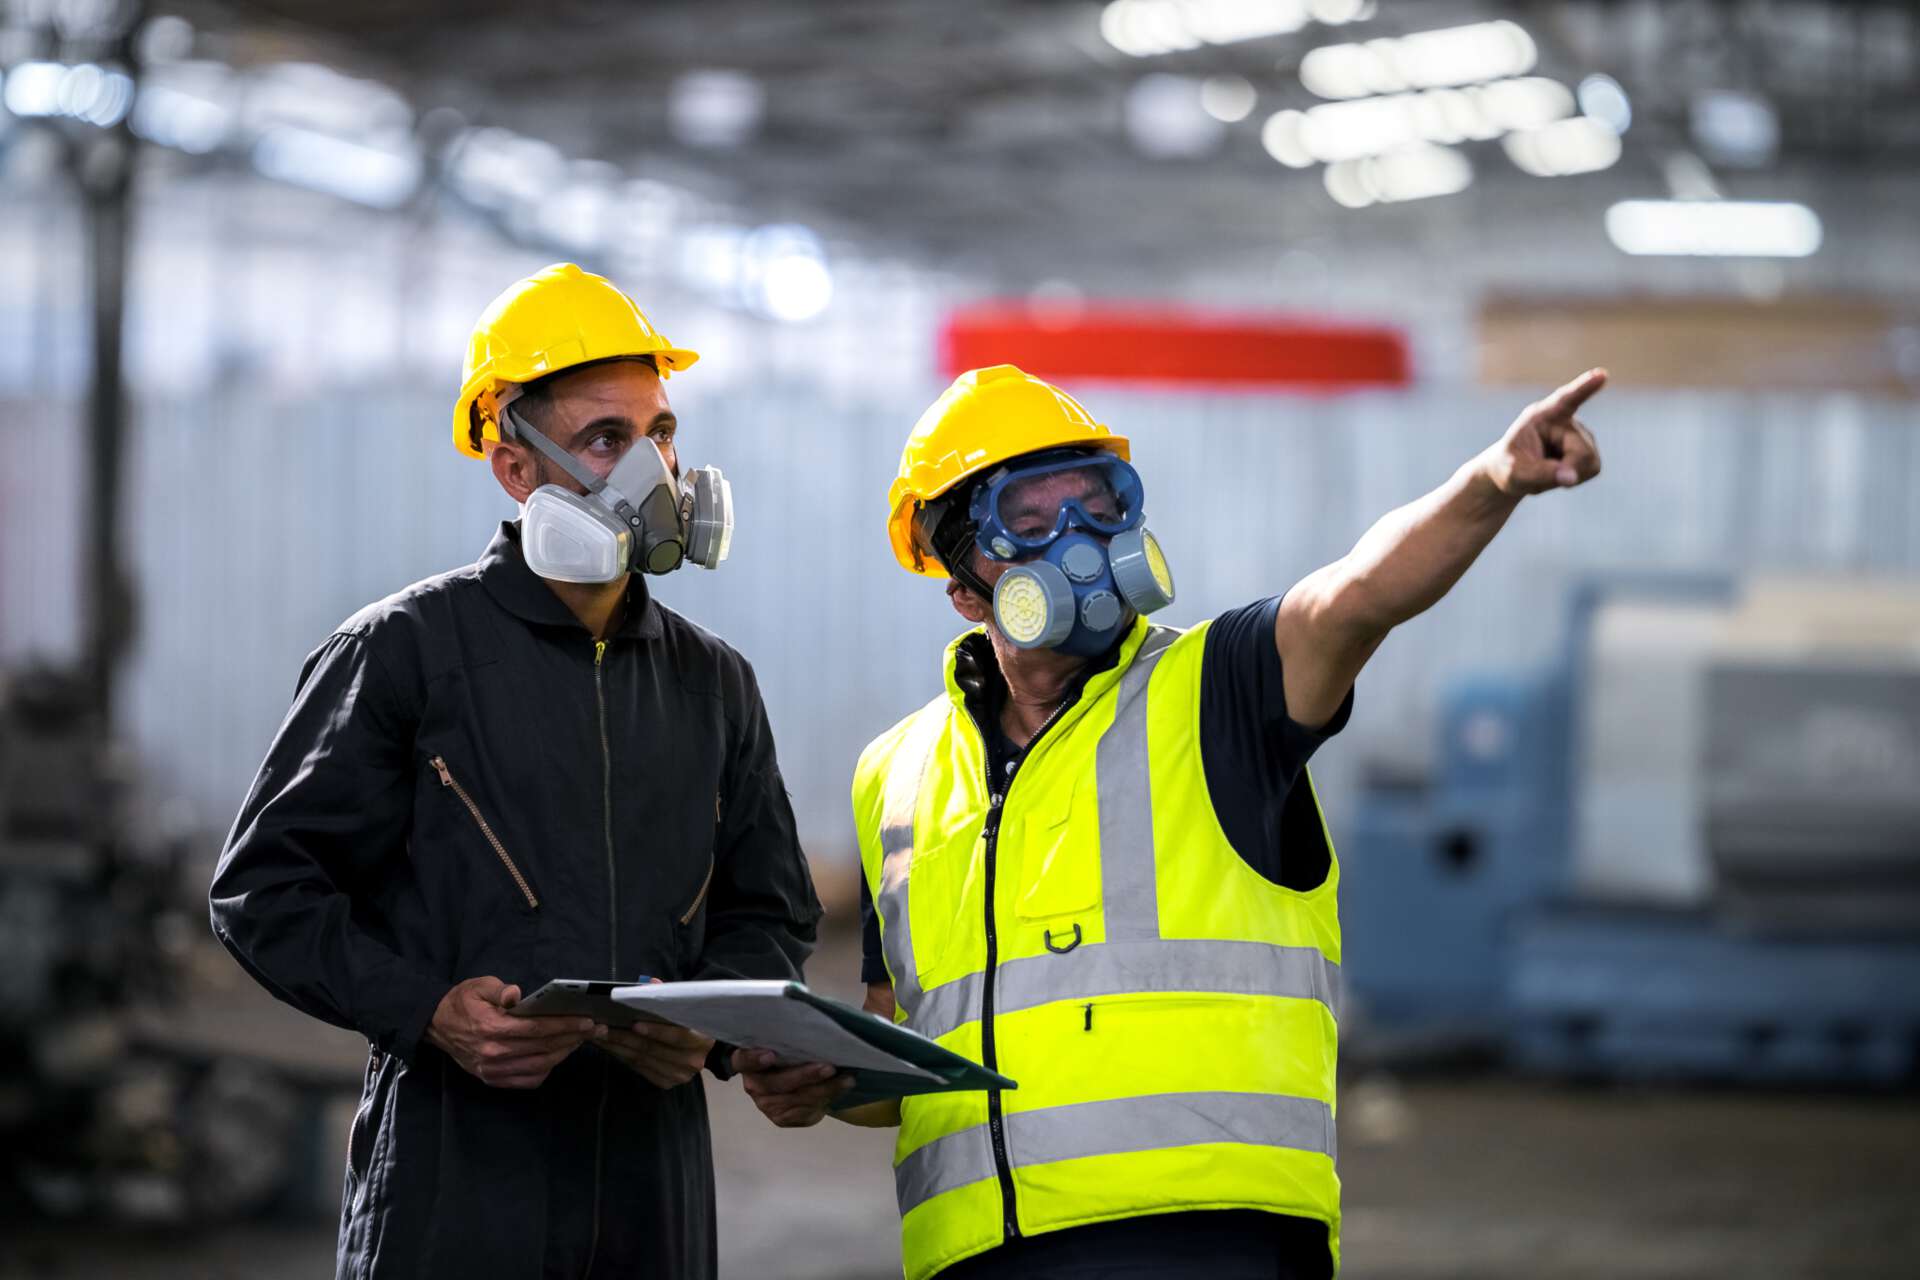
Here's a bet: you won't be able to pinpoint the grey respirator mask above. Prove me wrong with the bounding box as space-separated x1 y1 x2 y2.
503 402 733 584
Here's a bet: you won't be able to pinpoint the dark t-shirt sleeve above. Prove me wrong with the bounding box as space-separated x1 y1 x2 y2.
859 875 890 985
1198 596 1353 891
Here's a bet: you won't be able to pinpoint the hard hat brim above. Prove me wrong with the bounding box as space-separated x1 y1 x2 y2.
451 345 700 461
886 431 1129 578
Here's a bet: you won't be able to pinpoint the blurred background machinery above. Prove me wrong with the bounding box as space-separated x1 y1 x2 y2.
0 662 350 1230
1343 574 1920 1084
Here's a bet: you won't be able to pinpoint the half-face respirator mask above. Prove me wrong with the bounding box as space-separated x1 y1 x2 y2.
501 400 733 584
968 450 1175 657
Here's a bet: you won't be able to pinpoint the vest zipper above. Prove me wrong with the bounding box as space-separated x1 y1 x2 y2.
977 693 1076 1246
429 757 538 910
585 638 615 1279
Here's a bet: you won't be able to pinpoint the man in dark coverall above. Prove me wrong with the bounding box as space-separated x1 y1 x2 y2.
210 263 821 1279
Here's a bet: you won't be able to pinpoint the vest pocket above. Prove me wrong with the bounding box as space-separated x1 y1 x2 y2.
902 833 985 988
1013 794 1100 922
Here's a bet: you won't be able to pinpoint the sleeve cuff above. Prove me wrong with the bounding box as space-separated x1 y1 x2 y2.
706 1040 739 1081
382 980 455 1066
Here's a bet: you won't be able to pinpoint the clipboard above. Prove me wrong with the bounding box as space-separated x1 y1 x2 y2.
612 980 1015 1107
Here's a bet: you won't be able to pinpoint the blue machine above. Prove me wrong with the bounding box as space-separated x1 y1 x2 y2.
1340 576 1920 1084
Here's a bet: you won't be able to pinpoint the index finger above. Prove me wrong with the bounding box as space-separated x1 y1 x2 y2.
1536 367 1608 419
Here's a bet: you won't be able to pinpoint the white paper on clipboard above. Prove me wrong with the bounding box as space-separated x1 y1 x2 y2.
611 980 942 1080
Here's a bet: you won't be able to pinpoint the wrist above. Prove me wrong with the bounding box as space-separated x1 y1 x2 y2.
1462 450 1523 507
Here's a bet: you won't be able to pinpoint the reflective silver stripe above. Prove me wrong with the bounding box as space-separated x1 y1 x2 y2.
1096 626 1180 944
895 1091 1333 1215
893 1112 996 1217
907 937 1340 1044
910 970 985 1044
877 697 950 1022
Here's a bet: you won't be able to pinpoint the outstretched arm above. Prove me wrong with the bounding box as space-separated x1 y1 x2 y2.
1276 369 1608 727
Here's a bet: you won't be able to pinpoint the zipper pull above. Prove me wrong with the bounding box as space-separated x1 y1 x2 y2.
430 756 453 787
594 639 607 666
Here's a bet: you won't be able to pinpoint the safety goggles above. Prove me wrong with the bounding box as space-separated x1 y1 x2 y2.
969 451 1145 561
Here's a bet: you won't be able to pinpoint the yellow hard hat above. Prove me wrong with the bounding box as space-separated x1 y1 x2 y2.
887 364 1130 577
451 262 700 459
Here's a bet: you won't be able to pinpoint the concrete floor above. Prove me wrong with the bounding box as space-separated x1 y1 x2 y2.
5 923 1917 1279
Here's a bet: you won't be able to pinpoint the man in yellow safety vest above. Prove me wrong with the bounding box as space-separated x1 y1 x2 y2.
736 362 1605 1279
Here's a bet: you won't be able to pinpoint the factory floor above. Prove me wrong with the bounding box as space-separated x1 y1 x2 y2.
4 923 1916 1280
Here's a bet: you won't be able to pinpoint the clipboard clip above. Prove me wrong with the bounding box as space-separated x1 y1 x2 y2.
1044 923 1083 955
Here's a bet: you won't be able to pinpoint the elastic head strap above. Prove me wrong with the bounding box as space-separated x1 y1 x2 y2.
501 402 647 533
923 486 997 602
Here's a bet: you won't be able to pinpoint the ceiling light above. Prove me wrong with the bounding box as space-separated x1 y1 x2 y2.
1577 74 1631 134
131 82 233 153
1297 94 1420 162
1504 117 1622 176
1325 143 1472 207
746 224 833 322
1199 74 1257 123
1690 90 1778 168
1102 0 1308 57
1303 20 1535 99
1182 0 1308 45
1308 0 1374 24
758 252 833 323
1125 73 1226 157
669 70 764 149
252 126 422 209
1260 110 1314 167
1473 77 1574 132
1299 42 1404 98
1365 142 1473 201
1322 160 1375 207
4 62 67 116
1604 200 1822 257
1100 1 1198 57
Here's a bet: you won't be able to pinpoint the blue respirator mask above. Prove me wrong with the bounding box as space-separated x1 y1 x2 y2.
969 450 1175 657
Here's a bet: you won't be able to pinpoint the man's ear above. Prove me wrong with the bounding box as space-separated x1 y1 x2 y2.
946 577 991 624
488 438 543 505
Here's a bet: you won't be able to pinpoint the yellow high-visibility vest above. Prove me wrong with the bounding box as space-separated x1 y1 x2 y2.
854 617 1343 1280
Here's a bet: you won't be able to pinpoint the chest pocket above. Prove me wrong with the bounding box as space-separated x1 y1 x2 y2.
1012 783 1102 926
898 790 988 990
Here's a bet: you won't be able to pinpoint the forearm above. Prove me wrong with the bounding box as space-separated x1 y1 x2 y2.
832 1098 902 1127
210 867 450 1061
1277 369 1604 729
1323 452 1518 637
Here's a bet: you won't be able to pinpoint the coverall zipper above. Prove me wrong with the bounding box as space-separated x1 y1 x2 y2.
429 757 539 910
975 693 1075 1245
584 638 615 1279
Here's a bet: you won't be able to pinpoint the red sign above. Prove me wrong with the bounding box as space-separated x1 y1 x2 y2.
940 303 1411 390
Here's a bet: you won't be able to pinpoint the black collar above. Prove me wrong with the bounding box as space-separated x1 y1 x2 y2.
477 521 665 641
954 629 1124 735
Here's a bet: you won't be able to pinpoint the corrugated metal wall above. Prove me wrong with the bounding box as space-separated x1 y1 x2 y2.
4 383 1918 859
